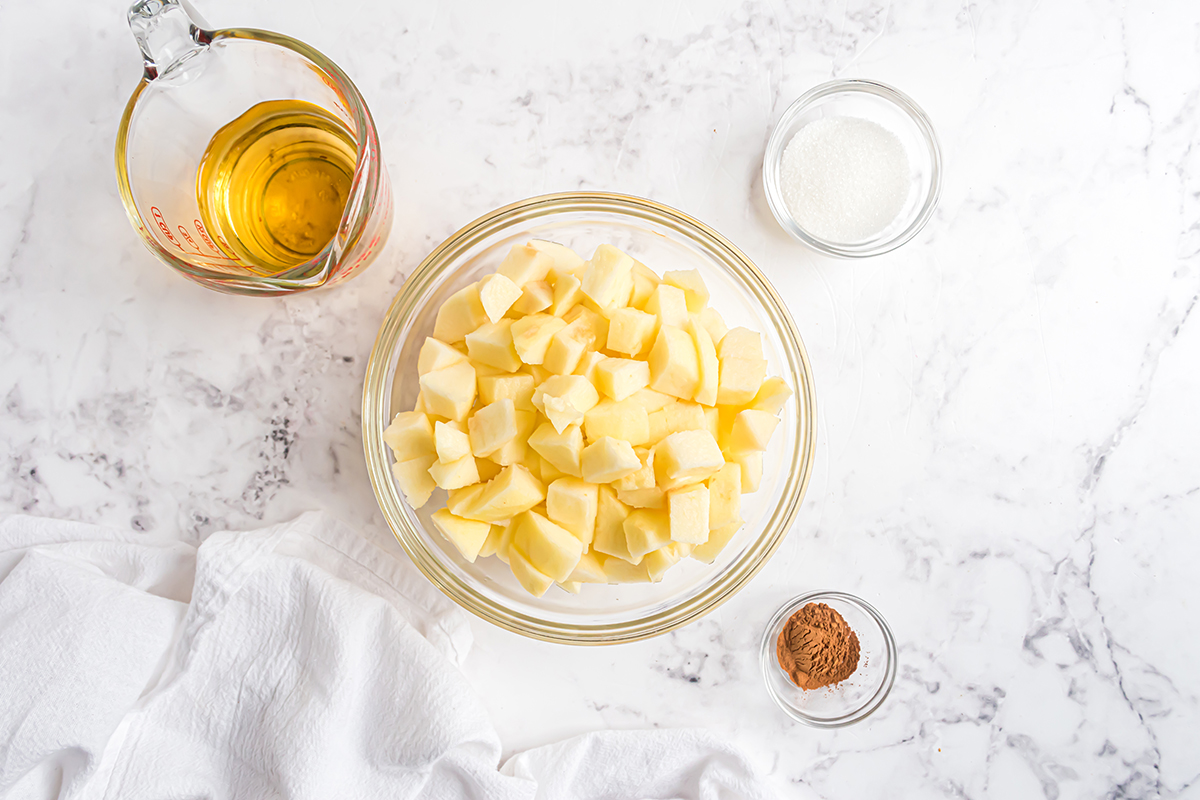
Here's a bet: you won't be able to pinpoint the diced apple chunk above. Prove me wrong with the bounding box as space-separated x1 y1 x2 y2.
707 462 742 529
643 546 682 582
601 554 651 583
470 361 508 378
581 244 634 310
654 430 725 490
493 520 518 563
696 307 728 345
392 454 437 509
629 388 674 414
511 313 568 365
668 483 710 544
543 318 594 375
434 282 489 343
592 485 636 563
478 372 535 411
648 325 700 400
517 446 544 481
487 436 526 467
690 519 743 563
508 547 555 596
716 357 767 406
418 337 468 375
431 509 491 562
498 243 554 287
510 280 553 315
533 375 600 433
606 307 657 356
465 319 521 372
648 402 707 444
616 487 665 509
584 399 650 446
568 549 607 583
527 422 584 478
511 509 583 582
546 478 599 545
562 305 608 345
478 273 523 324
550 272 584 317
728 409 780 451
630 260 661 309
446 483 486 518
581 436 641 483
663 269 710 313
383 411 434 461
484 410 536 467
614 447 654 492
615 448 663 509
643 284 688 328
530 239 585 272
471 465 546 521
540 456 567 484
717 327 764 360
688 318 719 407
728 450 763 492
433 420 470 463
478 522 509 559
595 357 651 401
623 509 672 560
750 376 793 415
419 361 477 422
428 454 479 490
468 399 518 457
574 350 606 383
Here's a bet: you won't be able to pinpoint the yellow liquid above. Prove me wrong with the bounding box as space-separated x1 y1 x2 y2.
197 100 357 274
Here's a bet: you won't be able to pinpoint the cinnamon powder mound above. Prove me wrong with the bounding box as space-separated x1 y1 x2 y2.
776 602 860 690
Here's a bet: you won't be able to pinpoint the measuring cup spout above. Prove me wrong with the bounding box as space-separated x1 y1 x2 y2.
128 0 212 81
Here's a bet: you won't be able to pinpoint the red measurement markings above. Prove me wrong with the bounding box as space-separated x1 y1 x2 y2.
214 233 239 259
317 71 352 120
177 225 200 252
151 207 181 248
147 206 245 266
193 219 219 253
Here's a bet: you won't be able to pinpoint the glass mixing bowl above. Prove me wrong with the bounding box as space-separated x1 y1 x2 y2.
363 192 817 644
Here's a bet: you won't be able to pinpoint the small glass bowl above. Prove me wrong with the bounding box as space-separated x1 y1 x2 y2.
760 591 897 727
762 79 942 258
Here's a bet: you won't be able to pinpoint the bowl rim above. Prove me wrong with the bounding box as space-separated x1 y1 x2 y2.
363 191 818 644
762 78 943 258
759 590 898 727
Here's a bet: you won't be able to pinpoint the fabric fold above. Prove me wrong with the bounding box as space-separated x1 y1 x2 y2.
0 512 774 800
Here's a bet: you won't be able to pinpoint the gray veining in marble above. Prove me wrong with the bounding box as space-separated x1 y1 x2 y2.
2 0 1198 796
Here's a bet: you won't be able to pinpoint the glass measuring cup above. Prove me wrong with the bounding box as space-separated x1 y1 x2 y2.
115 0 392 295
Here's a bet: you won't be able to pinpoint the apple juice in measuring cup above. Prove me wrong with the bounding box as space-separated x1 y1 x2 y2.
196 99 357 274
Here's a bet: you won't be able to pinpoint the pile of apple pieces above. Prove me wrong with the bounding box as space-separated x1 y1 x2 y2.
383 240 791 597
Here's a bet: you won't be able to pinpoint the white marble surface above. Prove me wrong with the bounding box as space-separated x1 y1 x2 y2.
2 0 1199 796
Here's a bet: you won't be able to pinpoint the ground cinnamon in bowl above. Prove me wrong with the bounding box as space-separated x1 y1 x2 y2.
776 602 861 690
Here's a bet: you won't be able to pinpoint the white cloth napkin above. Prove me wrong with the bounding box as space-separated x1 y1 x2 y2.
0 512 775 800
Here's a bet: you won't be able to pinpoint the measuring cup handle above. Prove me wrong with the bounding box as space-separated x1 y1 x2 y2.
127 0 212 81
